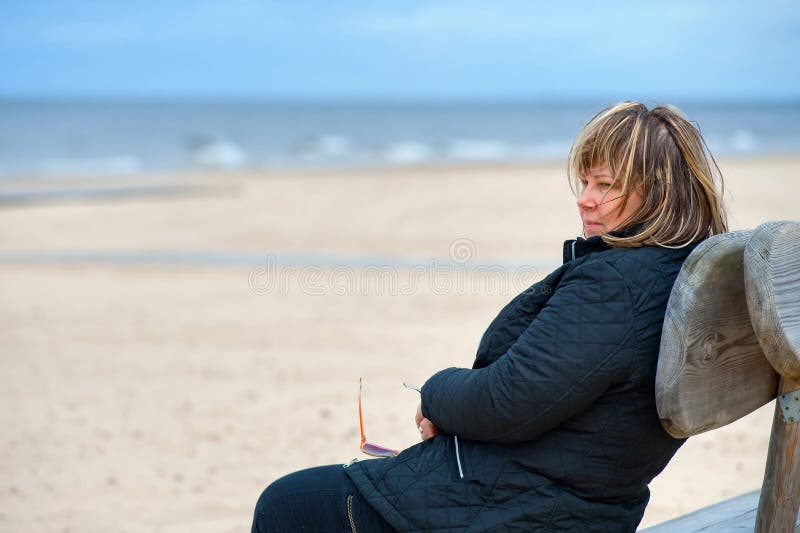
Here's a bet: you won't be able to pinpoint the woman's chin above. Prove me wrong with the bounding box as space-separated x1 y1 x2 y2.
583 226 603 237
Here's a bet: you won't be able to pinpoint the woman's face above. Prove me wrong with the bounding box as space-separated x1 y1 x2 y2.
577 165 643 237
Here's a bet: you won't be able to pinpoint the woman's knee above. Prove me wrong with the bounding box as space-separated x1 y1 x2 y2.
251 465 348 533
251 482 277 533
251 473 304 532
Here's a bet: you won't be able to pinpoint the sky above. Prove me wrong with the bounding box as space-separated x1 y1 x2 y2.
1 0 799 101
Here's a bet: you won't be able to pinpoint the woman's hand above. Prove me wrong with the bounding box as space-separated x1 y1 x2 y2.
415 403 438 440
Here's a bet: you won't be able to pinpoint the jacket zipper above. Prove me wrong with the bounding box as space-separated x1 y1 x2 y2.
571 240 577 261
347 495 358 533
454 435 465 479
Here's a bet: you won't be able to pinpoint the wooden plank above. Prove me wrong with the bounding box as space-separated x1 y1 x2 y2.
640 490 760 531
641 489 800 532
656 230 779 438
756 377 800 532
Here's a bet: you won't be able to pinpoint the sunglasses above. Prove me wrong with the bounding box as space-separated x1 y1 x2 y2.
358 377 420 458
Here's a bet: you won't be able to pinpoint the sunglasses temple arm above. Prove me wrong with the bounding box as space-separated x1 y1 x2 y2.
358 382 367 445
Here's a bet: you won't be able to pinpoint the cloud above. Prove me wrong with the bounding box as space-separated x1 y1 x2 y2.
348 3 574 39
0 0 291 48
341 1 698 62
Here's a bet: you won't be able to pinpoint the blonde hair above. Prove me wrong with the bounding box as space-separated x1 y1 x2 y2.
568 101 728 248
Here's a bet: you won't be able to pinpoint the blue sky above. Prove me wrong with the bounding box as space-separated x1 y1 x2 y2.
1 0 798 101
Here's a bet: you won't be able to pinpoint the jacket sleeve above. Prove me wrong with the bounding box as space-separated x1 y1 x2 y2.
420 259 635 444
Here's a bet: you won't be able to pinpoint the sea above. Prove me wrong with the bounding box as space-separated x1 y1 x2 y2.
1 99 799 178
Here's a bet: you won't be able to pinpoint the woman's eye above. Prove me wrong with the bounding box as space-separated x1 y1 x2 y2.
598 182 612 189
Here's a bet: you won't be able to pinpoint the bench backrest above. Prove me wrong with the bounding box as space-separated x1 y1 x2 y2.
745 221 800 381
655 230 778 438
655 220 800 532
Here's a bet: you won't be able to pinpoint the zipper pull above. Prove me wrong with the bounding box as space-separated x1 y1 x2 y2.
453 435 465 479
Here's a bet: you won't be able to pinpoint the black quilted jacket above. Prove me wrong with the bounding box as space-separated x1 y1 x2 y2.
345 235 696 532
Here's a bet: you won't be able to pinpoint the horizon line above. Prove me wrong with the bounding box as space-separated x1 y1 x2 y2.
2 94 800 107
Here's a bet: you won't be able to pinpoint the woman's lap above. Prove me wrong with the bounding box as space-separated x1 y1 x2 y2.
251 464 394 533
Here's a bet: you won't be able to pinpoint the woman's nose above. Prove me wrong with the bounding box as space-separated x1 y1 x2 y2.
577 187 596 210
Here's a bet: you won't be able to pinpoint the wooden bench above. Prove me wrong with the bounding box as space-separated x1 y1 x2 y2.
647 221 800 532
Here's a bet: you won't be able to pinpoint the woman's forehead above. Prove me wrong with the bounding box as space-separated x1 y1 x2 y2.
582 165 614 178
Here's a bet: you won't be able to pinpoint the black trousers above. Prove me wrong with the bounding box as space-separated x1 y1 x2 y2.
251 464 395 532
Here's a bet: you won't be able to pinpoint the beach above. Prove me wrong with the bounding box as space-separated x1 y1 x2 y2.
0 156 797 532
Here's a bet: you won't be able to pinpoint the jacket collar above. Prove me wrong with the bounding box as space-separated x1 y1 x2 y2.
562 235 610 263
562 225 643 263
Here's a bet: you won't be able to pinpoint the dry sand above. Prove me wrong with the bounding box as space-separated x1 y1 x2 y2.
0 156 797 532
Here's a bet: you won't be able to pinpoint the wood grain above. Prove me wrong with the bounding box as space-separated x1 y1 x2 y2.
656 230 779 438
745 220 800 381
641 490 761 532
755 376 800 533
745 220 800 532
642 489 800 532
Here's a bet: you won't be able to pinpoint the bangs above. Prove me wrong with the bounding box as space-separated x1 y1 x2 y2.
569 103 646 191
568 105 643 195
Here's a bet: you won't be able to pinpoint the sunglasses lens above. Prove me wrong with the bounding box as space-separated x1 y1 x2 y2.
361 441 400 457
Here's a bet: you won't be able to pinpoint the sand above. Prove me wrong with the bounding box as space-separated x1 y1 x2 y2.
0 156 797 532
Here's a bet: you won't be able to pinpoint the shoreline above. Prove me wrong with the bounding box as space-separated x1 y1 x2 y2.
2 151 800 180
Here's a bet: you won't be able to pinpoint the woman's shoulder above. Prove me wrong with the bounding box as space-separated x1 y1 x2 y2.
589 243 696 291
558 238 699 297
561 242 690 283
606 241 696 262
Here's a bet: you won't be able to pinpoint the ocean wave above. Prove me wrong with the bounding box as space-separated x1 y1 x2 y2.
186 136 247 169
291 134 354 162
445 139 513 161
517 140 573 160
381 141 434 164
728 129 759 152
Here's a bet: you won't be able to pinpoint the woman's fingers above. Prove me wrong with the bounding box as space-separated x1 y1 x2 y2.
415 403 438 439
419 418 438 440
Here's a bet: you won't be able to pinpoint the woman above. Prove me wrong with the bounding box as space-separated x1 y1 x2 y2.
251 102 728 532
